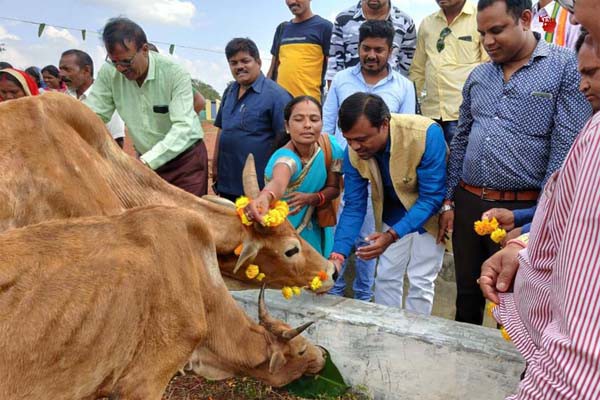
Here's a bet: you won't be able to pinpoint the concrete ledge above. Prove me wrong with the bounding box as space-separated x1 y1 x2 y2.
232 290 524 400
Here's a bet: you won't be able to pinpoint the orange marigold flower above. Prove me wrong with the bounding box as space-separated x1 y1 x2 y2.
317 270 328 281
486 302 497 318
474 217 499 236
234 243 243 256
500 326 511 342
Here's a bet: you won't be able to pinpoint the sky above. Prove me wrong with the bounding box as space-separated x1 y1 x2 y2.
0 0 440 94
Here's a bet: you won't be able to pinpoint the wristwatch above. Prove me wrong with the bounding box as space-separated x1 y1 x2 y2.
439 204 454 214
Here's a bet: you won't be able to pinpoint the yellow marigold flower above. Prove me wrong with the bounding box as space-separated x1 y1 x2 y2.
235 196 250 209
282 286 293 300
274 200 289 214
256 272 266 282
490 228 507 244
486 302 497 318
245 264 259 279
310 276 323 291
473 217 499 236
234 244 243 256
292 286 302 296
500 326 511 342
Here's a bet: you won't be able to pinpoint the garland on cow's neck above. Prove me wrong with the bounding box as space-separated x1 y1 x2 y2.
235 196 289 227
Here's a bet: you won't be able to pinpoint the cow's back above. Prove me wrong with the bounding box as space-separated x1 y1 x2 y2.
0 206 216 399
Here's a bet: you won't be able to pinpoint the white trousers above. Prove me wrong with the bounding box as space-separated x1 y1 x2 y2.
374 225 445 315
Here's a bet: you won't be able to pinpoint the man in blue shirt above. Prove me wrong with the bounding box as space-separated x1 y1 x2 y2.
329 93 447 315
324 20 416 302
438 0 592 325
213 38 292 201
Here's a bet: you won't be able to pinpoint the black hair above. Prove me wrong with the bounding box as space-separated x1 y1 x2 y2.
477 0 532 21
102 17 148 52
25 67 43 88
147 43 159 52
41 65 60 78
61 49 94 76
338 92 390 133
225 38 260 61
575 28 590 54
359 20 395 49
0 62 13 69
0 71 24 91
273 95 323 150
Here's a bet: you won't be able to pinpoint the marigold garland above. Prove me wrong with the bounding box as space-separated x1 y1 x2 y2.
256 272 266 282
488 302 511 342
317 270 328 281
235 196 289 227
310 276 323 292
282 286 294 300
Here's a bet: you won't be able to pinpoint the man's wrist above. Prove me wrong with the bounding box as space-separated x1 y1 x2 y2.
506 233 529 249
439 203 455 214
329 252 345 263
385 229 399 243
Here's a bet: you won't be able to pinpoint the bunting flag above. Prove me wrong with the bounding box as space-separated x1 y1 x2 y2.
37 23 45 37
169 44 175 55
81 29 86 41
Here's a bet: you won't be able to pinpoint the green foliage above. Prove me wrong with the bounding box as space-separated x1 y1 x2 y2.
191 79 221 101
284 349 350 399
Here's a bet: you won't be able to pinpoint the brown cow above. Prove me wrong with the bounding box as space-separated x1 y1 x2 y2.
0 206 325 399
0 93 335 291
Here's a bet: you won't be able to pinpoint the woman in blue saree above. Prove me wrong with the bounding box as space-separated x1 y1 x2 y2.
246 96 342 257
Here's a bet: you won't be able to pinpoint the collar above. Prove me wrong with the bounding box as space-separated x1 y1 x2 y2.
145 50 157 82
533 1 556 15
493 32 549 68
354 0 392 21
352 63 393 85
233 72 266 95
435 1 475 21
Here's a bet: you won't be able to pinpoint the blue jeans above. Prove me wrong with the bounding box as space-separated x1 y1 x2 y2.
328 189 376 301
436 120 458 145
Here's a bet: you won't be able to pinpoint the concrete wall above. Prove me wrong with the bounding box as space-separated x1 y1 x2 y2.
232 290 524 400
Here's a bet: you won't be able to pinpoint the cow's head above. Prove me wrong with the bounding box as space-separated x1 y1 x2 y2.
208 155 336 293
187 287 326 387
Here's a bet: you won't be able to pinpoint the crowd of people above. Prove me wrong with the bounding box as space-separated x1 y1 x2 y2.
1 0 599 397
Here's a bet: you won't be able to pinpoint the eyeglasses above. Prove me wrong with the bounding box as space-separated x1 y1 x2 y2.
437 27 452 53
105 50 139 68
556 0 575 13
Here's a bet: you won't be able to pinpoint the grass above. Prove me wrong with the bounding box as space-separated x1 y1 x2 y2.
162 375 372 400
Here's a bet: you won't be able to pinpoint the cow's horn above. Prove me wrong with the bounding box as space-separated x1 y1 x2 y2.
243 154 260 199
281 321 315 341
232 240 260 274
258 283 269 324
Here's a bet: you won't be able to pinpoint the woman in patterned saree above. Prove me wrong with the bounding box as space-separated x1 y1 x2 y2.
246 95 342 257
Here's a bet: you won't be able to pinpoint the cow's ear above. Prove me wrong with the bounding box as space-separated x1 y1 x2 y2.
269 350 287 374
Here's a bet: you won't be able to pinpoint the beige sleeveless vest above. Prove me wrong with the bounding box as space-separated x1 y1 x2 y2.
348 114 445 239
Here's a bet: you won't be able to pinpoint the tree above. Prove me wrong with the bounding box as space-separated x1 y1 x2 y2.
191 79 221 101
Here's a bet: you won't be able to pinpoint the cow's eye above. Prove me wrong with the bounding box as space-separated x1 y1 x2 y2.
285 246 299 258
298 344 307 356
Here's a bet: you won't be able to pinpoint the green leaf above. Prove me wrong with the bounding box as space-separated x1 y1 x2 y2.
37 23 46 37
284 348 349 398
81 29 86 41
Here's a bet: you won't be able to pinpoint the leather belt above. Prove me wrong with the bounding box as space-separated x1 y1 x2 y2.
459 181 539 202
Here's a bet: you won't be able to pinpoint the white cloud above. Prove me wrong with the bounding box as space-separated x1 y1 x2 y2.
84 0 196 26
43 26 79 46
0 25 19 41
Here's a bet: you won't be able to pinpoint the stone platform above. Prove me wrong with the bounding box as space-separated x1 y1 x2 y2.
232 290 524 400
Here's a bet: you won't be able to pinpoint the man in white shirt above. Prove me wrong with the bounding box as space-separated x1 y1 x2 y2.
58 49 125 147
532 0 580 49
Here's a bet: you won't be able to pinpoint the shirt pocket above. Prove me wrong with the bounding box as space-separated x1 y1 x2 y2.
446 34 481 65
240 108 265 133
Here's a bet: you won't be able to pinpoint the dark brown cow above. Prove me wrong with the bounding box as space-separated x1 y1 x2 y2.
0 93 334 291
0 206 325 399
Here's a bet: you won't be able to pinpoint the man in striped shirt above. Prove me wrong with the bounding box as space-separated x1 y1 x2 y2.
480 27 600 399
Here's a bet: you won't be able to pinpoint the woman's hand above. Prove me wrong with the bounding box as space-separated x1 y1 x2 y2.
285 192 317 215
245 193 271 223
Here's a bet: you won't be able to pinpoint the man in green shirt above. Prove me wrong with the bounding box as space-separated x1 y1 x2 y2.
85 17 208 196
